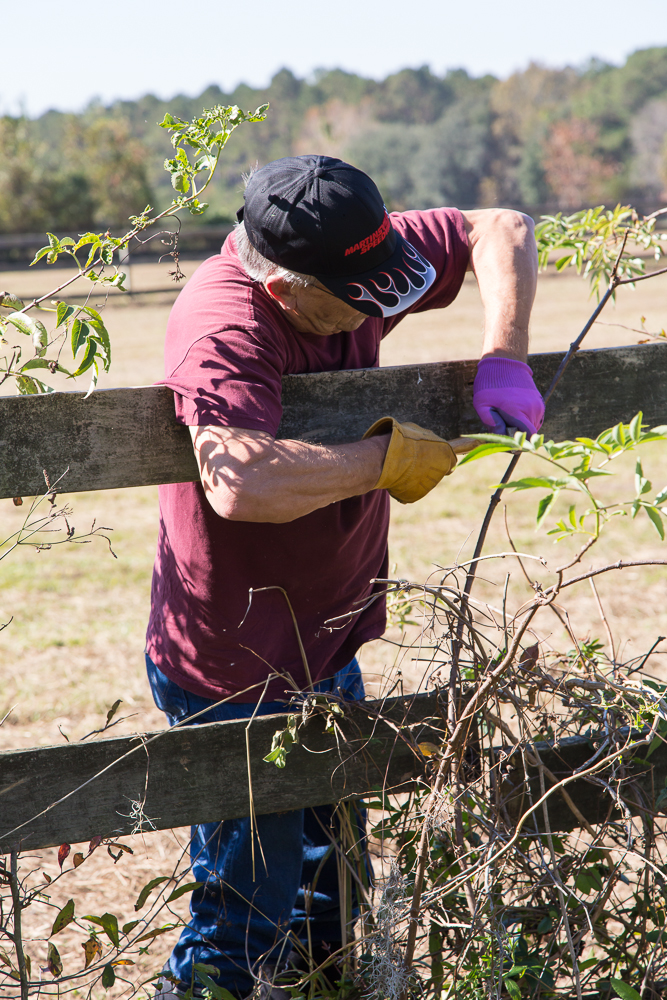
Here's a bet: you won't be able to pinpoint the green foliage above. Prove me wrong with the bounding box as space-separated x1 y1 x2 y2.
460 414 667 540
8 46 667 224
264 713 298 768
535 204 667 299
0 114 152 233
0 101 268 396
610 978 642 1000
50 898 75 936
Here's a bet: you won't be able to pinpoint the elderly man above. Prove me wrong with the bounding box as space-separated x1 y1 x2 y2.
149 155 543 998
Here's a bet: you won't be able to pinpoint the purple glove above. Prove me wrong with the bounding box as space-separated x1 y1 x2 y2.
473 357 545 435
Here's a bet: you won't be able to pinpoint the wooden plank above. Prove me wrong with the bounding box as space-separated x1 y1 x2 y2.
2 688 666 853
1 343 665 499
0 693 444 855
502 731 667 832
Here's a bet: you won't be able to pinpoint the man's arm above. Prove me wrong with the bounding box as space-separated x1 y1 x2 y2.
460 209 544 435
460 208 538 362
190 425 388 523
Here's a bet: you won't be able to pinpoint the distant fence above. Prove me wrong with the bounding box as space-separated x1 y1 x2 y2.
0 224 234 270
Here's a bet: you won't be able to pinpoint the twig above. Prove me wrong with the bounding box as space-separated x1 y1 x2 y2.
548 559 667 594
244 586 314 691
588 577 616 668
9 851 28 1000
402 604 540 978
628 636 666 676
246 678 271 881
531 746 583 1000
616 263 667 286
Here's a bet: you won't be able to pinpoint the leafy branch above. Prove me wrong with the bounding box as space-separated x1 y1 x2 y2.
535 204 667 300
460 413 667 539
0 102 268 396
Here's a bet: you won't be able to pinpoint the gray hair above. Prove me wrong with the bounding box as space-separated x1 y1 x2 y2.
234 220 314 290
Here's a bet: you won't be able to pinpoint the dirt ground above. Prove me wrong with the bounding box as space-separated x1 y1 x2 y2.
1 259 666 996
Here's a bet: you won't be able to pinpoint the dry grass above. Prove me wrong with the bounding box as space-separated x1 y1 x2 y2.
1 259 666 996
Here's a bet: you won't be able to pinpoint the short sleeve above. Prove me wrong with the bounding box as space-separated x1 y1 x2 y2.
157 251 289 433
382 208 470 336
164 326 286 433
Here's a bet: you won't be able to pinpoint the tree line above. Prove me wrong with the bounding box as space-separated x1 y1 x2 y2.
1 46 667 234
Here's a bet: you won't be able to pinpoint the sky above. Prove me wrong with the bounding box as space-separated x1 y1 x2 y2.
2 0 667 117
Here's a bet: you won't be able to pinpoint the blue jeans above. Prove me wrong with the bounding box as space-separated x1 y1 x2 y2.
146 655 366 996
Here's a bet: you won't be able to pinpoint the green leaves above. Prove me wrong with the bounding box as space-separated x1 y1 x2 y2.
0 292 24 309
47 942 63 977
460 414 667 541
264 714 299 768
194 964 237 1000
70 306 111 393
6 311 48 355
134 875 170 911
83 912 119 947
1 98 269 399
101 963 115 989
51 898 75 936
609 978 641 1000
32 232 77 267
159 102 269 214
56 301 75 328
535 206 663 300
536 493 555 528
166 881 203 902
574 865 604 894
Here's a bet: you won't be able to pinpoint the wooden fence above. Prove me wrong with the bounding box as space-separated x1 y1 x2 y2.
1 342 666 854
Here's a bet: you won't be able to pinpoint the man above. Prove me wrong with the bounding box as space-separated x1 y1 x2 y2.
148 155 543 998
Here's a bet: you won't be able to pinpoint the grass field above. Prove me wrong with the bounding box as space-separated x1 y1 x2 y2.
1 259 666 995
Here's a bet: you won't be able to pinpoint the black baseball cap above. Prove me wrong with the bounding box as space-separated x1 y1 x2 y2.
236 155 436 318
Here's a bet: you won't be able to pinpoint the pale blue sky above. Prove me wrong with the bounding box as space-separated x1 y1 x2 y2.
3 0 666 116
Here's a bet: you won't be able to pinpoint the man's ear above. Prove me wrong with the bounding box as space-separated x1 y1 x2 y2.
264 275 297 312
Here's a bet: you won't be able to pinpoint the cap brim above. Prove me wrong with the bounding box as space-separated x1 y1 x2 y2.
316 234 437 318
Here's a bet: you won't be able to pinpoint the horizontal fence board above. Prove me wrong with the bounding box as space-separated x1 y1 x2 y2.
503 730 667 831
0 343 665 499
1 691 665 854
0 693 444 854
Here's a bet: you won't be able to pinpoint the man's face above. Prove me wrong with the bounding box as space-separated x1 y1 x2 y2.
264 276 369 336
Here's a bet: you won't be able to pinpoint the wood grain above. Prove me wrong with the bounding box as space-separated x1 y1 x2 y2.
1 690 665 853
0 693 444 854
1 343 665 499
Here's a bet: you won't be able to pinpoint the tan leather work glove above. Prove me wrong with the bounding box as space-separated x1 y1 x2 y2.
363 416 457 504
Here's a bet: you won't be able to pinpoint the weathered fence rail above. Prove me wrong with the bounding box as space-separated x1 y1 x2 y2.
1 343 666 499
1 343 666 855
1 694 665 854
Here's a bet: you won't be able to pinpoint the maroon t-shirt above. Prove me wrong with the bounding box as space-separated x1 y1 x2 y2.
146 208 469 701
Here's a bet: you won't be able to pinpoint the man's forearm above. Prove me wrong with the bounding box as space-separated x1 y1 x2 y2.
190 425 389 523
461 209 537 362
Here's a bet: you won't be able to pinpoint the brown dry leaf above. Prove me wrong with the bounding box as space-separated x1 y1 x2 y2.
47 942 63 977
73 852 85 868
57 844 71 869
88 835 103 855
519 644 540 670
107 842 134 863
81 938 102 970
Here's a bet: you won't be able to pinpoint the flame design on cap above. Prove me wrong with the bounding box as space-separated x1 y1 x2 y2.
345 243 436 318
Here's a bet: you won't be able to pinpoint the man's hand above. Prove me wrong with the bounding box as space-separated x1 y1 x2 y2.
190 425 389 523
472 357 545 435
460 208 543 433
363 416 457 503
